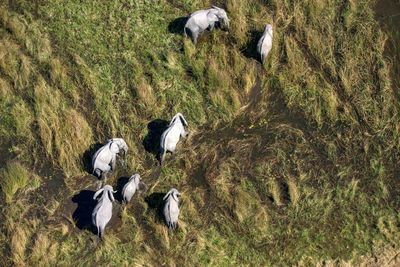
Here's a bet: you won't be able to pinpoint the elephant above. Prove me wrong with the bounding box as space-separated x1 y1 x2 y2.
163 188 181 230
257 24 273 63
92 185 116 239
159 113 188 164
184 6 230 44
121 174 147 203
92 138 128 188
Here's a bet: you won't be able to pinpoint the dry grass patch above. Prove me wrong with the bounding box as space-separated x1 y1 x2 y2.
0 162 29 203
10 225 30 266
233 189 257 222
11 99 34 142
226 0 249 46
286 176 300 206
135 78 156 108
0 10 52 63
34 77 93 176
29 233 58 266
0 38 22 82
268 178 283 206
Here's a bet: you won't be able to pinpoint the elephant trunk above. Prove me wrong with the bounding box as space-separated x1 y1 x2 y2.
159 148 166 165
120 148 127 166
222 19 230 30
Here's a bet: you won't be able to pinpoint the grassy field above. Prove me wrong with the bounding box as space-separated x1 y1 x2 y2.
0 0 399 266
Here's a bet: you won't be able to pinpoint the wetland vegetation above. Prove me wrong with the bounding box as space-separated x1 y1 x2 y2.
0 0 399 265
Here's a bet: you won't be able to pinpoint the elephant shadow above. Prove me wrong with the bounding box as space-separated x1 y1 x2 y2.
114 176 130 203
168 16 188 35
241 29 262 62
72 190 97 235
142 119 169 158
82 142 104 175
145 192 166 223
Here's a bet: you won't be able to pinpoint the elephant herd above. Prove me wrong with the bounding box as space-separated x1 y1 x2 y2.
90 113 188 238
86 6 273 239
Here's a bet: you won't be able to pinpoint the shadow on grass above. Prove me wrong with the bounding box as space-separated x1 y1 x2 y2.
241 30 262 62
82 142 104 175
168 16 188 35
145 192 165 223
72 190 97 235
281 181 290 205
143 119 169 159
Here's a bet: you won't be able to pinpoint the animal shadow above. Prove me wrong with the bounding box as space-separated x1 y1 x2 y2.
168 16 188 35
142 119 169 157
114 176 130 203
241 30 262 62
72 190 97 235
82 142 104 174
145 192 166 222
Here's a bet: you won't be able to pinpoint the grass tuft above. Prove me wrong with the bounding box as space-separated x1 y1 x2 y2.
10 225 29 266
286 176 299 205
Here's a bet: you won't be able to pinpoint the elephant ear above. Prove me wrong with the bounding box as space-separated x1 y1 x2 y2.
267 25 273 36
117 139 128 154
178 114 188 127
135 174 142 185
129 174 138 183
207 11 219 23
109 142 120 154
108 189 115 202
93 188 104 200
170 116 177 125
172 192 179 202
163 192 171 201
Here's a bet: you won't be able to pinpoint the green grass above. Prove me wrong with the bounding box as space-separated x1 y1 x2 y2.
0 0 399 266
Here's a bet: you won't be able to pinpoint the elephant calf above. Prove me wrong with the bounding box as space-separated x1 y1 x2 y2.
257 24 273 63
184 6 230 44
121 174 147 203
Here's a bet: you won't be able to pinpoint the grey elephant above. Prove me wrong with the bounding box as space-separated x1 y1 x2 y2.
184 6 230 44
159 113 188 164
163 188 181 230
121 174 147 203
257 24 273 63
92 185 116 239
92 138 128 188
